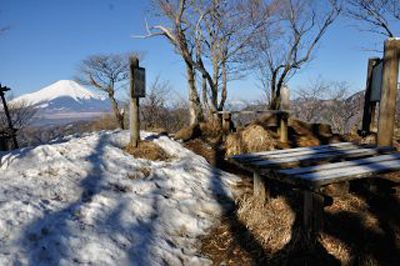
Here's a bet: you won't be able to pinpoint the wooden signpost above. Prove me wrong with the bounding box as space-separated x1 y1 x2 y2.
129 56 146 147
360 57 381 135
377 38 400 147
0 84 18 150
360 38 400 147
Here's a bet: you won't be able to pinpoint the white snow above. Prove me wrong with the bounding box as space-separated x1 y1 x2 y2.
11 80 106 106
0 130 239 265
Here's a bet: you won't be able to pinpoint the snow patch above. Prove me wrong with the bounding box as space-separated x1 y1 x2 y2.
0 130 239 265
12 80 106 106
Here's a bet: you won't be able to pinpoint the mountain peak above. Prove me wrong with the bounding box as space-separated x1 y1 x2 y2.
13 80 105 106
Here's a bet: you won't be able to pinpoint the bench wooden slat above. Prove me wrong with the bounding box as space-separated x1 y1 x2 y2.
296 158 400 187
234 144 371 163
230 142 354 160
248 147 392 169
278 153 400 176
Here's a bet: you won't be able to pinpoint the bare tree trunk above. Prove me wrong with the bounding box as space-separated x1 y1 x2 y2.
270 83 281 110
211 56 219 111
186 64 204 126
109 94 125 129
202 75 211 118
219 60 228 111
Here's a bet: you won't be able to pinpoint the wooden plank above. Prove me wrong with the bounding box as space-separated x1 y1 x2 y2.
233 144 365 163
230 142 354 160
296 158 400 187
248 147 392 169
278 153 400 176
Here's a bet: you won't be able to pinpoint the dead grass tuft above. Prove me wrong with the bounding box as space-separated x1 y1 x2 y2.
237 196 295 253
319 233 352 265
225 124 276 156
125 141 169 161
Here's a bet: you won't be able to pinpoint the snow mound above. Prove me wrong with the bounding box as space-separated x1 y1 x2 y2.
12 80 106 106
0 130 239 265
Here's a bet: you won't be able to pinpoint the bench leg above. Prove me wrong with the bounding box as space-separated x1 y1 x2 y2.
303 191 324 248
253 172 269 204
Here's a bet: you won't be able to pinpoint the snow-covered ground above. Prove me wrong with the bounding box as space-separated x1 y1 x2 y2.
0 130 239 265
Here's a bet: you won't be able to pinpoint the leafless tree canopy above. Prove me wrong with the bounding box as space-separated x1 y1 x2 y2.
137 0 274 125
346 0 400 37
293 78 361 134
0 100 37 143
252 0 341 110
76 53 139 129
140 77 189 132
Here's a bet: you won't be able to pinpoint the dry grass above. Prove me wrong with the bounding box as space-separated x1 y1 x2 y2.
125 140 170 161
225 124 276 156
237 196 295 254
174 124 202 142
174 117 224 144
201 177 400 265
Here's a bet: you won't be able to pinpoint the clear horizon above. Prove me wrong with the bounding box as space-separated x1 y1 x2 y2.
0 0 398 101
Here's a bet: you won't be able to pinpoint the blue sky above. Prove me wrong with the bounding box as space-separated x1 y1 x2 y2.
0 0 396 101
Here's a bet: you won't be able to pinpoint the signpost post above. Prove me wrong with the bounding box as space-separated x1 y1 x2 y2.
377 38 400 147
129 56 146 147
0 84 18 149
360 57 381 135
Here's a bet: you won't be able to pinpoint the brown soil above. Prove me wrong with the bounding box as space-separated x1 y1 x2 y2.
125 140 170 161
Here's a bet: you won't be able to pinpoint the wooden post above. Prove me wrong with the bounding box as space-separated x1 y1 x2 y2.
129 57 140 147
222 112 232 133
279 86 290 143
303 191 324 248
280 113 288 143
377 38 400 147
277 111 289 143
370 102 377 131
253 172 269 204
0 85 18 149
361 58 381 135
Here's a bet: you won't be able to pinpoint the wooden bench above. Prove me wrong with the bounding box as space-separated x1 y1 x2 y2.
229 142 399 246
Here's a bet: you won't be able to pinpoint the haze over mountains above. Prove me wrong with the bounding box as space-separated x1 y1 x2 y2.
12 80 112 125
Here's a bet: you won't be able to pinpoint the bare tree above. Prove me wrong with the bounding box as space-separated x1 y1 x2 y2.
253 0 341 110
136 0 204 126
293 79 361 134
0 99 37 149
76 53 135 129
136 0 271 124
324 82 361 134
140 76 170 130
293 78 330 123
345 0 400 38
193 0 272 112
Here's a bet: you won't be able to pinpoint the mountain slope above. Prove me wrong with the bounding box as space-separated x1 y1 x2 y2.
12 80 112 125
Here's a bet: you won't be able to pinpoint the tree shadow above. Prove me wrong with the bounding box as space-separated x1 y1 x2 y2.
323 178 400 265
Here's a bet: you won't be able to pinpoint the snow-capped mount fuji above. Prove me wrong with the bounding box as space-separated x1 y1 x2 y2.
12 80 112 125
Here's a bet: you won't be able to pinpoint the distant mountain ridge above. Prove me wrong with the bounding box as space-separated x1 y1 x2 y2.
12 80 112 125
